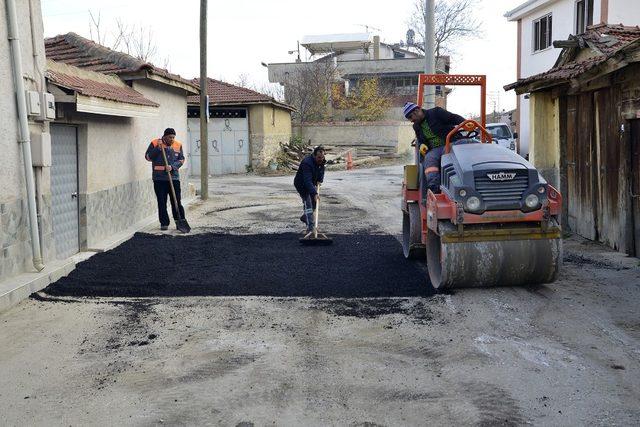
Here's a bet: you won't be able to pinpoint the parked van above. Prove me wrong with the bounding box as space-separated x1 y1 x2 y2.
486 123 517 152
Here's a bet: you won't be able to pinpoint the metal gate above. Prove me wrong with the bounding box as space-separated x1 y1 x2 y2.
51 124 79 259
188 114 249 176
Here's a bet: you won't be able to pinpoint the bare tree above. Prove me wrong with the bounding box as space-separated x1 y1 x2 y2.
252 82 285 102
88 10 105 45
283 60 338 122
132 26 158 62
406 0 482 59
235 73 251 88
88 11 163 65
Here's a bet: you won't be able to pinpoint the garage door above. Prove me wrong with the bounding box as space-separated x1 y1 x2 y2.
50 124 79 259
188 109 249 176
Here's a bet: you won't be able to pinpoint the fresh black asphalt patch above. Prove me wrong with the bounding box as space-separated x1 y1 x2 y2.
41 232 434 298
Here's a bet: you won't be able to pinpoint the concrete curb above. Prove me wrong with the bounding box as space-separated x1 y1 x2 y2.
0 195 198 315
0 259 75 314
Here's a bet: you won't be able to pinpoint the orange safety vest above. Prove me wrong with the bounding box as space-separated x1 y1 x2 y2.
150 138 183 152
148 138 185 170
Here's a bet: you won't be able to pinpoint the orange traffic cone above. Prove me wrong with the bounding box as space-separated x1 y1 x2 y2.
346 151 353 170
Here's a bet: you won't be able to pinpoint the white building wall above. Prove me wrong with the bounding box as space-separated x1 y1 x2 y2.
520 1 578 77
518 0 582 157
593 0 602 22
0 0 53 281
335 44 406 62
608 1 640 25
53 79 190 247
134 80 190 177
79 80 189 194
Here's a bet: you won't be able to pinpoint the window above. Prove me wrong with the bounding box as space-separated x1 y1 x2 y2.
533 14 553 51
575 0 594 34
487 125 512 139
380 76 418 95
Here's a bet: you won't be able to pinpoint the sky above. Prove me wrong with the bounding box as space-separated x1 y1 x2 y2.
41 0 522 117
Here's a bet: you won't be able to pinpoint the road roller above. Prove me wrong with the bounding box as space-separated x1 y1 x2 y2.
401 74 562 289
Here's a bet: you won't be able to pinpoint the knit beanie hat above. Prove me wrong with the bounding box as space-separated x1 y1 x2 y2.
403 102 419 118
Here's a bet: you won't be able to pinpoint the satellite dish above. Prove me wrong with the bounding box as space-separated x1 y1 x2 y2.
406 29 415 46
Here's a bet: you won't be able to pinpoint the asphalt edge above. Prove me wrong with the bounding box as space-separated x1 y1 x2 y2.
0 195 198 315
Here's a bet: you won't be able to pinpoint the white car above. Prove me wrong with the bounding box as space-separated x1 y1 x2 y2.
486 123 517 152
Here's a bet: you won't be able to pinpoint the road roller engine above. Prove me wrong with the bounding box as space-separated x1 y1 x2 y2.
402 74 562 289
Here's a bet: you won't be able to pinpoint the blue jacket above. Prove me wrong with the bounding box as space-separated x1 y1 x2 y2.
294 155 325 196
145 138 184 181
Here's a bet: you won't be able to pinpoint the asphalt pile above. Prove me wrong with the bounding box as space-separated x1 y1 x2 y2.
41 232 433 298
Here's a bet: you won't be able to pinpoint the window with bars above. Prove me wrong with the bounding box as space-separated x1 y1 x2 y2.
533 14 553 52
575 0 594 34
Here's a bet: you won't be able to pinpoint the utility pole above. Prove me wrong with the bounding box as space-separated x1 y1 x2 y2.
424 0 435 108
199 0 208 200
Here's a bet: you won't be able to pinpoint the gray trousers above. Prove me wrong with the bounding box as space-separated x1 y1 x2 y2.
301 194 316 231
421 145 445 196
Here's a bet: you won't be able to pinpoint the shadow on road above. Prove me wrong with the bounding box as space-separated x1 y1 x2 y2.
40 233 435 298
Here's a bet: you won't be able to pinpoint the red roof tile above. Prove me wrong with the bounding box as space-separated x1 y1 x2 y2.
505 24 640 92
585 23 640 55
187 78 294 110
45 33 197 91
47 68 159 107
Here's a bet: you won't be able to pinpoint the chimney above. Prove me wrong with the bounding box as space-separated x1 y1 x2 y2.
373 35 380 60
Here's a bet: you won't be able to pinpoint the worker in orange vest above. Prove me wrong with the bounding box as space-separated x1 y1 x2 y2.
145 128 185 230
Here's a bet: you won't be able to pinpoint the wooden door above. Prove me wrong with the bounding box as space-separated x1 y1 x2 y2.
566 94 597 240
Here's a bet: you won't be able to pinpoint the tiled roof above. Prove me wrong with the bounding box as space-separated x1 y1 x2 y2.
584 23 640 55
188 78 294 110
47 65 159 107
44 33 197 91
505 24 640 92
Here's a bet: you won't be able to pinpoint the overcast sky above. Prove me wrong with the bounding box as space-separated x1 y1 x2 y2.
42 0 523 117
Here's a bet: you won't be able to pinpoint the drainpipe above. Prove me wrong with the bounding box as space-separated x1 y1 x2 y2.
28 0 47 259
6 0 45 271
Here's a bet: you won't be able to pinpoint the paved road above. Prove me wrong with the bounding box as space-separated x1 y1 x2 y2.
1 166 639 426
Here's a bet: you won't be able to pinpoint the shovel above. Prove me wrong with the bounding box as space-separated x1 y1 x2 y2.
159 143 191 233
299 184 332 246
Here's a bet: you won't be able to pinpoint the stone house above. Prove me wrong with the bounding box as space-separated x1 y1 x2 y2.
1 20 199 304
43 32 198 257
187 78 294 173
505 24 640 256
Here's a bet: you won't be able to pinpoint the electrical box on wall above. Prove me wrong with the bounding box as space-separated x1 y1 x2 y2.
41 92 56 120
26 90 41 116
30 131 52 167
